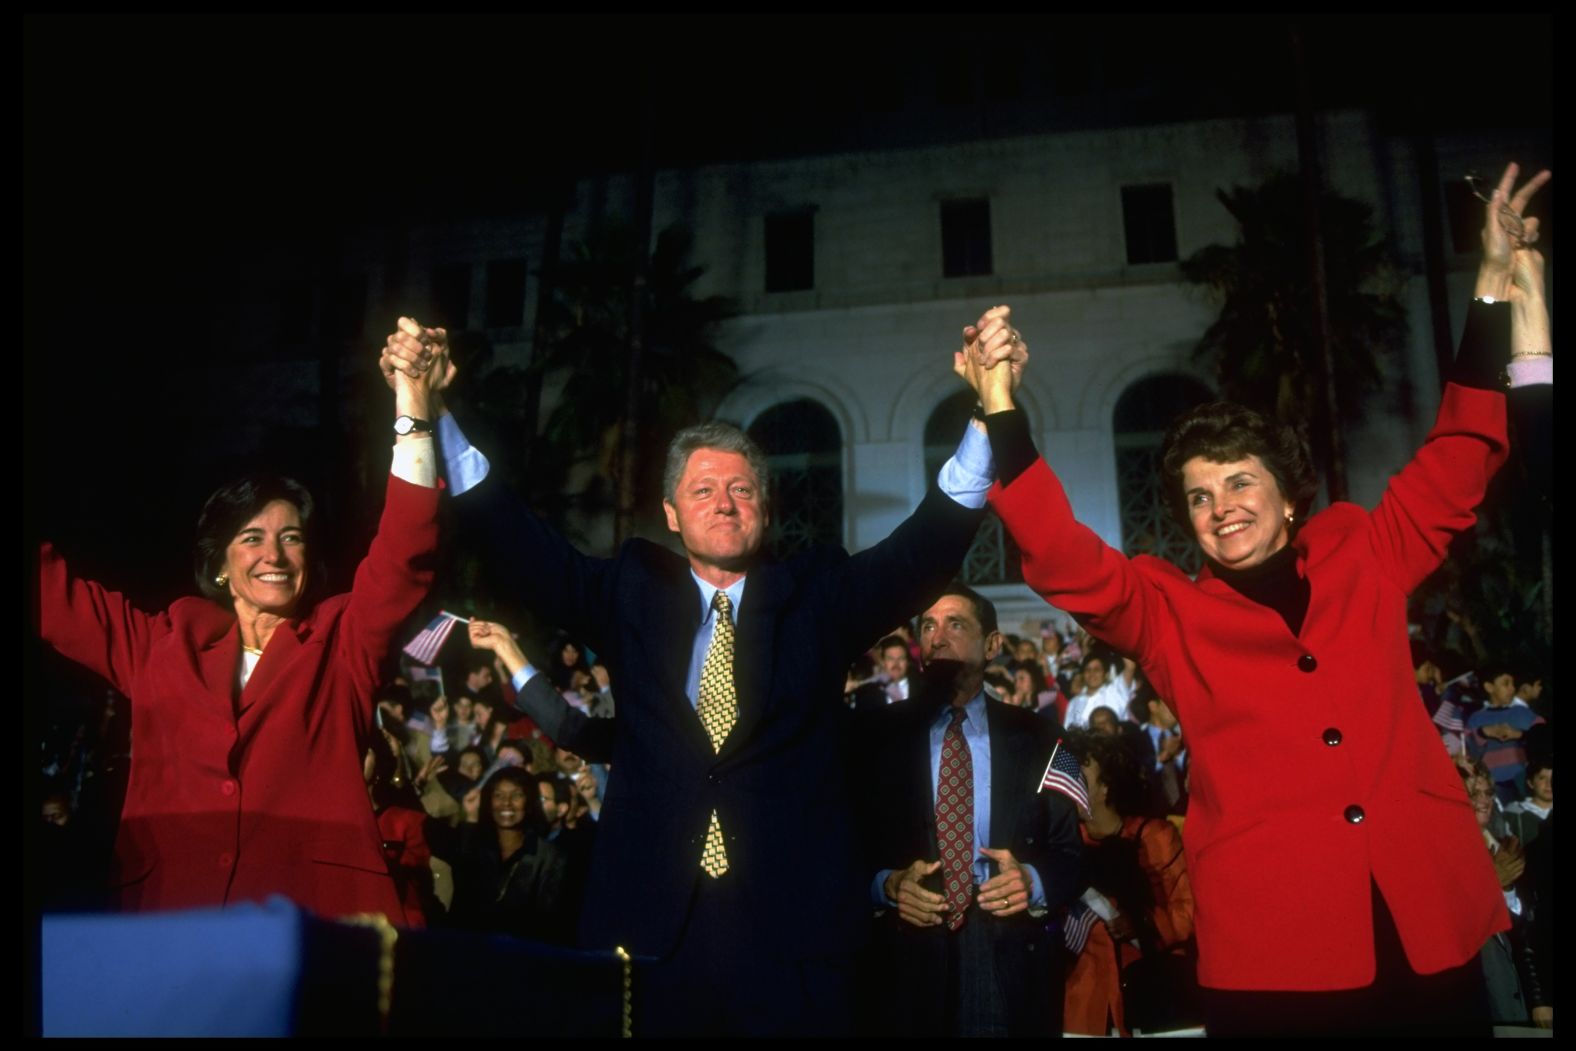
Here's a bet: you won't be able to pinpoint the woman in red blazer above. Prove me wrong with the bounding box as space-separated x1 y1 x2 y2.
958 164 1550 1034
34 325 449 922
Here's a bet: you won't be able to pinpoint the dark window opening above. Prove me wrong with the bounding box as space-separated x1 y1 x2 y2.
765 212 815 293
1114 373 1214 574
748 399 842 559
1122 184 1178 265
941 199 993 278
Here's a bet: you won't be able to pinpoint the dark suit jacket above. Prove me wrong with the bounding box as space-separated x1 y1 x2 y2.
853 688 1082 1036
515 672 616 761
458 476 981 960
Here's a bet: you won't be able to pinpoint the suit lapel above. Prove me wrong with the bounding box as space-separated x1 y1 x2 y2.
723 563 785 760
985 700 1022 846
650 566 713 761
901 691 946 854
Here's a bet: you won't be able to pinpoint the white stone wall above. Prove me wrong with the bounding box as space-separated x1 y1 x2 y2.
365 111 1539 630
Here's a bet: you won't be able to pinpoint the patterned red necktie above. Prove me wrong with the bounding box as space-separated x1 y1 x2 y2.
935 705 974 930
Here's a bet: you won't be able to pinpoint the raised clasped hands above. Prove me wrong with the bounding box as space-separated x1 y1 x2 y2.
954 305 1028 414
381 317 456 400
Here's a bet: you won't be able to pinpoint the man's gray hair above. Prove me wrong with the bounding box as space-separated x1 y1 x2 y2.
663 421 772 507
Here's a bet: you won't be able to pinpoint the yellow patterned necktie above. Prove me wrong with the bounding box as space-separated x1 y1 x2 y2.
696 589 738 877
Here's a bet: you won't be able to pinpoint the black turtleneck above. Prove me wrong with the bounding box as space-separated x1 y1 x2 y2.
1207 543 1309 637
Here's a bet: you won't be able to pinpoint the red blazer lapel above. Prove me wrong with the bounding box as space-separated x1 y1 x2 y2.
185 603 242 715
237 622 301 717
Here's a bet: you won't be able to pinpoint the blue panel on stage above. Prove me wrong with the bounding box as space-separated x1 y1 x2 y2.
42 897 304 1037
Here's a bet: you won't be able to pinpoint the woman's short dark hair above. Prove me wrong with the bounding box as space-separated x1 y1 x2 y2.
1009 659 1048 695
1158 401 1318 529
193 473 323 609
481 767 550 836
1069 730 1148 818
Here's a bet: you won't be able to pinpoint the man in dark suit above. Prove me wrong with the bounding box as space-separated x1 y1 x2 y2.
877 633 921 702
383 311 1027 1035
849 634 923 712
856 584 1083 1037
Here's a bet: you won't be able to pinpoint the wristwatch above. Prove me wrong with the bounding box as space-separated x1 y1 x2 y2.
393 415 433 436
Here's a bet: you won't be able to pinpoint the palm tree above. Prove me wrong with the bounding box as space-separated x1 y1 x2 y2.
1180 175 1409 501
532 224 738 541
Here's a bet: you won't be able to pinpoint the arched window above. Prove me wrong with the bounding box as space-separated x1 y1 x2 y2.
1113 374 1213 574
747 399 843 559
924 390 1024 585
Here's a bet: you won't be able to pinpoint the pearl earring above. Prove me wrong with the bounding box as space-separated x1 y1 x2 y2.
215 573 229 587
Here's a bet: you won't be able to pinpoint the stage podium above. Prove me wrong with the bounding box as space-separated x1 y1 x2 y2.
41 898 632 1037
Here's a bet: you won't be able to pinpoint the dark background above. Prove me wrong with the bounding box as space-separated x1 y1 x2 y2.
25 12 1553 600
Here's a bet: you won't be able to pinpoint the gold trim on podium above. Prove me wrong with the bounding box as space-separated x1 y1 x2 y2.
342 913 399 1033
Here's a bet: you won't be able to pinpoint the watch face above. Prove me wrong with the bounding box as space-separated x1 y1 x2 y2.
395 415 431 435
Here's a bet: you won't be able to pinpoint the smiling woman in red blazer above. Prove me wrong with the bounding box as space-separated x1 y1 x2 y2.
958 163 1551 1036
34 328 450 922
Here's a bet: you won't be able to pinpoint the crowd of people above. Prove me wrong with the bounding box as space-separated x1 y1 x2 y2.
32 162 1551 1036
36 607 1553 1033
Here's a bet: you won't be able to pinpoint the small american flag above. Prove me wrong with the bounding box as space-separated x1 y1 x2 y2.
1062 900 1100 955
403 611 467 665
1038 739 1090 815
1432 696 1466 734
